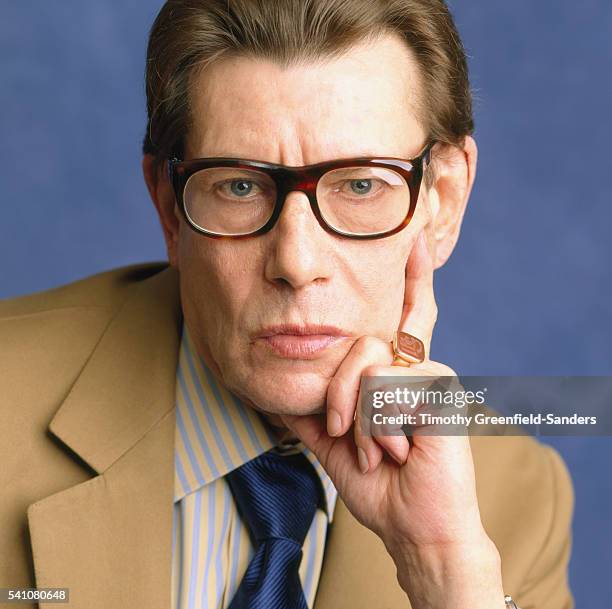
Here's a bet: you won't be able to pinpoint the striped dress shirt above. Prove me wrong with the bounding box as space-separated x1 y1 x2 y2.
172 325 338 609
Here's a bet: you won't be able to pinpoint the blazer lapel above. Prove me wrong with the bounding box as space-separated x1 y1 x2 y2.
27 266 182 609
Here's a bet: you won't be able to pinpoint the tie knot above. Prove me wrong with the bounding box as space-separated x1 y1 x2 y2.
226 449 324 546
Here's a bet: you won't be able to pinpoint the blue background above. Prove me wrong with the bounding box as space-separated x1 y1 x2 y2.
1 1 611 606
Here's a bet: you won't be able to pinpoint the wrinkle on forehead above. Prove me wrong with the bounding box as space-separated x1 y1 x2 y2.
185 33 427 165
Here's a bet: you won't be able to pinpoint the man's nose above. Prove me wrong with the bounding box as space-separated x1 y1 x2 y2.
263 191 334 289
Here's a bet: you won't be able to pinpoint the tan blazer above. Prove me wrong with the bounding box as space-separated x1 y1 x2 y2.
0 263 574 609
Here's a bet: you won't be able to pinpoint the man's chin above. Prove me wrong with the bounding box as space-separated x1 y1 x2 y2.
230 368 331 418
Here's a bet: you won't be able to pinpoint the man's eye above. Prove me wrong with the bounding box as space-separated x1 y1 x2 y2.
230 180 255 196
338 178 384 197
217 179 262 199
348 179 373 195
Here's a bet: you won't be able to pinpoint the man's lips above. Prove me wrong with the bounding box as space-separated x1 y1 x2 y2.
253 324 350 359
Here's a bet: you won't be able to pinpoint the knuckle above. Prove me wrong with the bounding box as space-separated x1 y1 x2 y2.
352 335 392 365
440 363 458 376
362 363 390 378
427 361 457 377
354 335 381 356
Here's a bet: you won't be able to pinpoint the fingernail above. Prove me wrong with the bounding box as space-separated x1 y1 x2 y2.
327 410 343 437
357 447 369 474
389 447 406 465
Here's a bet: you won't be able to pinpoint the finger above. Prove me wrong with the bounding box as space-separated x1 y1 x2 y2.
356 405 409 469
398 229 438 360
326 335 393 437
353 402 384 473
406 365 471 454
280 412 362 482
354 366 410 470
360 362 449 466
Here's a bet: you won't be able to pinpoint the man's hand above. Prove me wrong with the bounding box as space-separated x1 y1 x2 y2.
280 230 506 609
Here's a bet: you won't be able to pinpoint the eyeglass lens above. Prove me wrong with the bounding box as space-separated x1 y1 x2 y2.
182 165 411 237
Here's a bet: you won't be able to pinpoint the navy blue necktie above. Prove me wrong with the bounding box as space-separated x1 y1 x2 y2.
225 448 325 609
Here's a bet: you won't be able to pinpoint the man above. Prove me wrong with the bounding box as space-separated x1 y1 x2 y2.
0 1 573 608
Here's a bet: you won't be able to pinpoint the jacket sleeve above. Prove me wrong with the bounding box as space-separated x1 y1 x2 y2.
516 445 574 609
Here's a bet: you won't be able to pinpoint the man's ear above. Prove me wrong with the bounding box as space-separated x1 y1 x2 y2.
142 153 181 268
426 136 477 269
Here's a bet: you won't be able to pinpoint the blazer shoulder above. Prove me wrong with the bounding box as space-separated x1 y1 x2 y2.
0 261 169 320
0 260 174 440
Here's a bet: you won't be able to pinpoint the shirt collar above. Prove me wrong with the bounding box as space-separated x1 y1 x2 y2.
174 323 338 522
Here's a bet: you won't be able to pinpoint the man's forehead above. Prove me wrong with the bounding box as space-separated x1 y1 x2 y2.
185 34 426 164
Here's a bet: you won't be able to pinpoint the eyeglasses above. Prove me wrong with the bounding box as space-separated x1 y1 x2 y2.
168 140 435 240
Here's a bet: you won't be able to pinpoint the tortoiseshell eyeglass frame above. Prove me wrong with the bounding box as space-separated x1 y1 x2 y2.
167 139 436 240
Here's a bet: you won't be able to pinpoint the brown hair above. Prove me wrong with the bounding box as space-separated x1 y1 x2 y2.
143 0 474 188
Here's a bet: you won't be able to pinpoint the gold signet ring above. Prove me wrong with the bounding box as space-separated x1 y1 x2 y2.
392 330 425 367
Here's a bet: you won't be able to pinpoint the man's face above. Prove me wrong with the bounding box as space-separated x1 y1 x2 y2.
175 34 436 416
